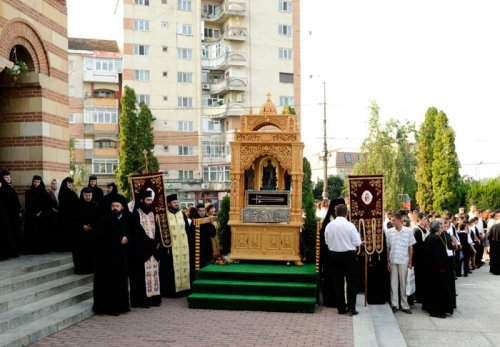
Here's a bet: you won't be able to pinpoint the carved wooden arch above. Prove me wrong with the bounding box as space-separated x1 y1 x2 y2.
240 144 293 172
0 19 50 76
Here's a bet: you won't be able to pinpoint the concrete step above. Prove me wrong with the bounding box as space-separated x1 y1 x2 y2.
0 253 73 280
0 298 94 347
353 295 378 347
0 262 75 296
369 304 407 347
0 274 93 313
0 284 93 334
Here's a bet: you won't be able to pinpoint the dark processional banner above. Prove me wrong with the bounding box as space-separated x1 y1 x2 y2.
130 172 171 248
348 175 388 305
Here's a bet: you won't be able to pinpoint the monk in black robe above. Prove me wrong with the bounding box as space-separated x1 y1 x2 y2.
422 220 451 318
0 170 22 257
319 198 345 307
73 187 101 274
129 190 162 308
80 175 104 206
488 220 500 275
24 175 52 254
0 178 15 260
93 197 130 316
57 177 79 252
102 182 128 213
195 204 217 268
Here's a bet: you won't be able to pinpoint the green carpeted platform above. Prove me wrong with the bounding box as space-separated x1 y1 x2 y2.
188 263 318 313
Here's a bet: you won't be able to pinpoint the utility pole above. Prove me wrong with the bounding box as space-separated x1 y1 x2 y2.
322 81 329 201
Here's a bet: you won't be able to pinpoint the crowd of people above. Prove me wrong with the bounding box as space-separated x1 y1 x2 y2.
317 199 500 318
0 170 221 316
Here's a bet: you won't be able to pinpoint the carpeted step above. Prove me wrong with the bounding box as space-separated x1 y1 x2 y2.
188 293 316 313
193 279 316 297
196 264 317 283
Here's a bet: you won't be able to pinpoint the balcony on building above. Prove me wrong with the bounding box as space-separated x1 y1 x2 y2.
84 95 119 109
202 1 247 25
202 51 247 70
223 26 248 41
210 77 248 94
83 69 119 83
83 123 119 135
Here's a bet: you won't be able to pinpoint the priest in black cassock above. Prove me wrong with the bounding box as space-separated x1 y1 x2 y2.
159 193 192 298
488 217 500 275
0 170 22 257
73 187 101 274
93 196 130 316
0 176 15 260
129 189 162 308
57 177 79 252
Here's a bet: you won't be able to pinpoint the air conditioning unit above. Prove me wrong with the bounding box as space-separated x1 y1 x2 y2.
202 83 210 90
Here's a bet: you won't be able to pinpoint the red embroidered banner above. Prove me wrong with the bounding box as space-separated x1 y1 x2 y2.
348 175 384 255
130 172 171 247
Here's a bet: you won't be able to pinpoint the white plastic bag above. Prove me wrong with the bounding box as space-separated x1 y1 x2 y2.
406 267 416 296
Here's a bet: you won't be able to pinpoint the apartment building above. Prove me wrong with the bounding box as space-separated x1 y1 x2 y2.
307 150 364 181
123 0 300 208
68 38 122 184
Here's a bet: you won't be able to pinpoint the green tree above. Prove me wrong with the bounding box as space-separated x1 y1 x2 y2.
431 111 461 212
137 102 159 173
415 107 437 212
116 86 141 199
217 196 231 255
467 178 500 210
313 175 345 201
302 158 317 262
352 101 417 211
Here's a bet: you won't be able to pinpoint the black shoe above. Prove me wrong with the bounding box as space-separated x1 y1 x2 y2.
430 313 447 319
391 306 398 313
402 309 412 314
347 309 359 316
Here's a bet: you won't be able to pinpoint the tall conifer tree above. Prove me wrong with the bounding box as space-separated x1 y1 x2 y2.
137 103 159 173
431 111 460 212
415 107 437 211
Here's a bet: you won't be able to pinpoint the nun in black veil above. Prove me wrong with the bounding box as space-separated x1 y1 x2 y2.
319 197 345 307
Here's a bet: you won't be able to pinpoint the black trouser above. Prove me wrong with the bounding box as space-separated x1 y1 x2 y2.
331 250 359 312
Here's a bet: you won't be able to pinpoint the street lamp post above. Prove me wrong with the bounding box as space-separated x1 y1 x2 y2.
321 81 329 201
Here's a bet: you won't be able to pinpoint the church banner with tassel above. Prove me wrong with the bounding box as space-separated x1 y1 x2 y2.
130 172 171 248
348 174 388 305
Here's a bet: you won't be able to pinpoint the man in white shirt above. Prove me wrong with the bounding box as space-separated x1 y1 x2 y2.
386 211 416 314
325 204 363 316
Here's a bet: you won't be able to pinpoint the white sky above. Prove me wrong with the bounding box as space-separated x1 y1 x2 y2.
67 0 500 180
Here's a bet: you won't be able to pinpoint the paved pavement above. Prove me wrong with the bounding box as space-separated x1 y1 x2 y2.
31 261 500 347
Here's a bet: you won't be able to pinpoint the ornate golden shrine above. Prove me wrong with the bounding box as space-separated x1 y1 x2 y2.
229 95 304 262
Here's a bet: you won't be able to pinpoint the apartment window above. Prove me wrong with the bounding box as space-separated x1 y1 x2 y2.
162 120 169 127
208 120 220 132
178 146 194 156
69 113 76 124
92 159 118 174
179 170 194 180
162 71 168 77
94 89 114 98
162 0 167 4
162 46 169 52
161 21 168 29
279 48 293 60
178 121 194 131
279 72 294 83
202 4 220 18
177 72 193 83
278 24 292 37
279 0 292 12
74 138 93 149
177 48 192 60
84 108 118 124
178 24 193 36
95 140 116 149
203 166 230 182
134 0 149 5
344 153 353 164
137 94 150 105
177 97 193 108
177 0 192 11
134 70 150 81
133 20 150 31
134 44 150 56
202 141 226 158
279 96 294 107
163 145 169 152
204 27 221 39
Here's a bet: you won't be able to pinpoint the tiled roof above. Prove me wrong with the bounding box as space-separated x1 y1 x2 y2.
68 38 120 53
